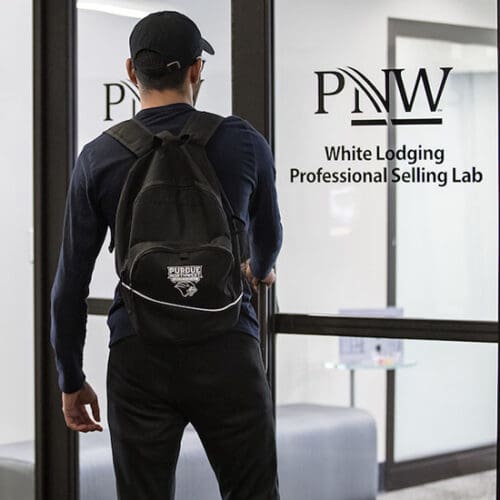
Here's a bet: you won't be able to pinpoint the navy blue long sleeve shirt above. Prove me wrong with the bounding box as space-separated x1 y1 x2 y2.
50 103 283 393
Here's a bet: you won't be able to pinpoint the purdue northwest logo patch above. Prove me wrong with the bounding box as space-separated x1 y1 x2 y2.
167 265 203 298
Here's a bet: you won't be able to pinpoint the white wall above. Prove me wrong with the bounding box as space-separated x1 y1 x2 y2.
0 0 34 445
274 0 497 464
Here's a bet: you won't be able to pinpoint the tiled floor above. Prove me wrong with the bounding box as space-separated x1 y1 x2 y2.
378 470 496 500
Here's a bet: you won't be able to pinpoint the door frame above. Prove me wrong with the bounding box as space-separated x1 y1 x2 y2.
34 1 79 499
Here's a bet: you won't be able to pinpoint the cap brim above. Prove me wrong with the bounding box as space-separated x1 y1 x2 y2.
201 37 215 55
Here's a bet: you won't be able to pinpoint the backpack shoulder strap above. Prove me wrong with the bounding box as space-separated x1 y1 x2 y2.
104 118 158 157
180 110 249 262
104 119 159 254
180 110 224 146
179 110 228 202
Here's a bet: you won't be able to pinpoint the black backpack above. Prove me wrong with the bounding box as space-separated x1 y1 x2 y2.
104 110 248 344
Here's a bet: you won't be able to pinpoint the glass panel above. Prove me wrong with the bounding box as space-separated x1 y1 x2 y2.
395 38 498 321
0 0 35 497
274 0 498 321
276 334 497 498
79 315 116 500
394 339 497 460
77 0 232 299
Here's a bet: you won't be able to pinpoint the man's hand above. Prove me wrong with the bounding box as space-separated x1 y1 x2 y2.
241 259 276 292
62 381 103 433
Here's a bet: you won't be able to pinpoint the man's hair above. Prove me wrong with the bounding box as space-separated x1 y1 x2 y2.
133 50 191 91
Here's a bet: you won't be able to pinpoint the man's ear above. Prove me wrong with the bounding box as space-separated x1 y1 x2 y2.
189 59 203 84
126 58 138 85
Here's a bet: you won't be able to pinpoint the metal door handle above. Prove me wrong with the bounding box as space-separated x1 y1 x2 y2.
258 282 268 372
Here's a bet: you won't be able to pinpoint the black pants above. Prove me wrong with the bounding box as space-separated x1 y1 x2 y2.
106 331 280 500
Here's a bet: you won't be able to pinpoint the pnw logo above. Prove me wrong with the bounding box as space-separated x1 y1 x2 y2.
167 265 203 298
315 67 453 126
103 80 140 121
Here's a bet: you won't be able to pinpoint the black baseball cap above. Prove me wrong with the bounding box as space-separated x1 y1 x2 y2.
129 11 215 72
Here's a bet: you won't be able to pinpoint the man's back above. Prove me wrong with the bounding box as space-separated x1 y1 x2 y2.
50 102 283 393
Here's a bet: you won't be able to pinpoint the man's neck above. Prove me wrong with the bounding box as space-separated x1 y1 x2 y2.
139 89 193 110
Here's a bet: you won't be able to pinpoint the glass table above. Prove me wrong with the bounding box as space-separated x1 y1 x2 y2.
334 360 417 407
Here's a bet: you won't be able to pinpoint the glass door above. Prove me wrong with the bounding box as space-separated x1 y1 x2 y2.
273 0 498 497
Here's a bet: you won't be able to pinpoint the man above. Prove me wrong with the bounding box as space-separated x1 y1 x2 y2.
50 10 283 500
